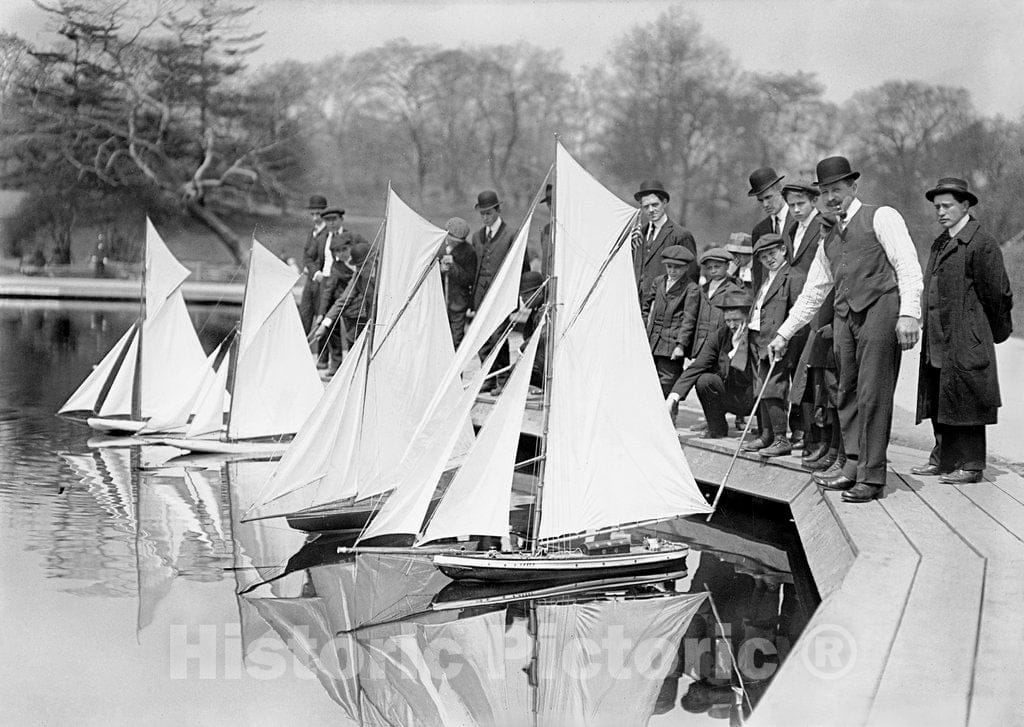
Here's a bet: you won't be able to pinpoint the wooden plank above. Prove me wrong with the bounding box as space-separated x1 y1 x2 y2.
959 481 1024 541
681 442 812 504
983 467 1024 508
749 496 918 727
867 473 985 725
788 484 856 599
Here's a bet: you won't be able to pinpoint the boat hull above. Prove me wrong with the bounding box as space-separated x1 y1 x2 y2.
285 493 392 533
433 544 689 583
154 437 291 456
86 417 148 434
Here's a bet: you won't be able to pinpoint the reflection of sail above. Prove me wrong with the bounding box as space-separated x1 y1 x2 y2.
245 555 706 726
61 449 137 534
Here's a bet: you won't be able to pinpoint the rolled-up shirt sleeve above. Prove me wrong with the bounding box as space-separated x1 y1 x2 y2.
872 205 924 320
777 245 834 340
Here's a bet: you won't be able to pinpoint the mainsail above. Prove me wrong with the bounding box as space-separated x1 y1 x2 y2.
244 187 466 519
59 218 209 419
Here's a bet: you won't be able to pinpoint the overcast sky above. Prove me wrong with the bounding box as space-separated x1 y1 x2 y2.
4 0 1024 117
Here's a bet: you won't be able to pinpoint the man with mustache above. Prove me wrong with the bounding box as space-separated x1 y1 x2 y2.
767 157 923 503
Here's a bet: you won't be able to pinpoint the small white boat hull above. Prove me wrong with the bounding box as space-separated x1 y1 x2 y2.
86 417 148 434
154 437 290 457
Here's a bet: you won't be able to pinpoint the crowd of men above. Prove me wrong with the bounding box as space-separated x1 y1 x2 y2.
296 154 1013 505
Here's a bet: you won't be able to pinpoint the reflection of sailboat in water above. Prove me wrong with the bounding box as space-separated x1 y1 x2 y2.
243 554 707 727
148 239 324 456
58 219 210 434
60 448 232 629
353 142 711 581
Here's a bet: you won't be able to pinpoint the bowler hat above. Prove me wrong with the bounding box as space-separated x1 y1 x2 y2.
716 291 752 310
307 195 328 211
350 243 371 266
725 233 753 255
747 167 785 197
445 217 470 241
321 207 345 218
475 190 500 210
753 233 786 255
661 245 694 264
634 180 671 202
542 183 553 204
814 156 860 186
699 247 734 265
925 177 978 206
781 180 819 199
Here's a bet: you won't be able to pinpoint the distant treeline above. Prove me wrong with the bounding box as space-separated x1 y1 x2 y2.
1 1 1023 272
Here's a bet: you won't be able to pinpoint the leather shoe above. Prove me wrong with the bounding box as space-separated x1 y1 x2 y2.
812 459 847 484
938 469 983 484
805 451 838 472
842 483 883 503
789 430 804 449
910 463 942 476
741 436 771 452
759 437 793 458
818 473 856 491
801 441 829 464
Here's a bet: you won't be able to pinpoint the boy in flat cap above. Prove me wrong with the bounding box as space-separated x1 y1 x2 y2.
641 244 701 396
438 217 478 349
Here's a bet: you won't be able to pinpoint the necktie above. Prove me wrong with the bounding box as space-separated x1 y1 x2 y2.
772 216 779 235
647 225 655 242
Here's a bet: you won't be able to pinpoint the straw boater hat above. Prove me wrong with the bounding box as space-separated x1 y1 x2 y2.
306 194 328 211
474 190 500 210
814 156 860 186
752 233 786 256
747 166 785 197
924 177 979 206
634 180 671 202
699 247 734 265
725 233 753 255
660 245 695 264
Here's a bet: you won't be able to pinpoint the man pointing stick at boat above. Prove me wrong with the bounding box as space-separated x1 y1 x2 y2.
766 156 923 504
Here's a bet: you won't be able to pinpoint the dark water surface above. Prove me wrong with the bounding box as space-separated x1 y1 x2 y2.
0 301 818 726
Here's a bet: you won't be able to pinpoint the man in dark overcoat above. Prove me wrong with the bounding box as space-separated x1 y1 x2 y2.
438 217 478 349
742 234 806 457
768 156 924 503
632 180 698 298
913 178 1013 483
470 190 514 313
298 194 328 332
640 245 701 397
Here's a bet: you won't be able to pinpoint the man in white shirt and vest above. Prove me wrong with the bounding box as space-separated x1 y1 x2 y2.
768 156 923 503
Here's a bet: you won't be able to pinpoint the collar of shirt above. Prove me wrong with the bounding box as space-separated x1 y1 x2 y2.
666 275 680 290
707 277 724 298
313 221 326 234
948 214 970 240
797 209 818 231
775 205 789 230
844 198 863 223
486 218 503 239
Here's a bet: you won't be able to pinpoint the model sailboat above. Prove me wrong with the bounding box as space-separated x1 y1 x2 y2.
357 142 713 581
58 219 211 434
149 238 324 455
241 186 531 532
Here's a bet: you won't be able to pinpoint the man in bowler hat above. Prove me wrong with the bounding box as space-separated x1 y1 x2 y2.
298 194 329 332
632 180 698 299
768 156 923 503
470 190 514 313
912 178 1013 483
748 166 792 291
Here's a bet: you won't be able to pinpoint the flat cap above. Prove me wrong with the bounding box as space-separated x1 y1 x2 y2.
753 233 786 255
699 247 734 265
661 245 695 264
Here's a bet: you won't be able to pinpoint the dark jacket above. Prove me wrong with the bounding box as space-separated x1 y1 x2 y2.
323 264 374 329
472 221 514 310
751 213 793 291
672 322 754 401
641 275 701 357
316 260 356 319
789 214 823 276
750 263 806 370
441 240 478 313
634 218 698 297
303 228 367 277
916 218 1012 426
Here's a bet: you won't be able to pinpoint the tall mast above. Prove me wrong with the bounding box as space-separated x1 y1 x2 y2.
224 245 253 441
529 158 557 550
131 237 147 421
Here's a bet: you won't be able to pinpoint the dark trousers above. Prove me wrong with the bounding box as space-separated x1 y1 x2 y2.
447 308 468 349
923 365 986 471
654 355 686 398
695 373 753 435
833 291 901 486
298 277 320 333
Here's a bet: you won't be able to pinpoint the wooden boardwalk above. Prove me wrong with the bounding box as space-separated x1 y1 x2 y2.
675 407 1024 726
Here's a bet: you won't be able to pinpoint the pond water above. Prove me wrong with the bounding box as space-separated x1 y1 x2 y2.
0 301 819 726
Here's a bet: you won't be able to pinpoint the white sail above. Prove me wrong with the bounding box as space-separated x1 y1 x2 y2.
539 143 712 540
144 217 191 315
184 347 231 438
356 341 504 543
97 329 140 416
228 239 323 440
242 330 368 519
140 340 226 434
418 323 543 544
59 323 137 414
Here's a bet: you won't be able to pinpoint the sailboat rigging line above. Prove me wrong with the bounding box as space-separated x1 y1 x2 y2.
513 454 545 470
557 209 642 339
706 591 753 713
131 249 147 421
706 356 778 522
528 514 691 545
